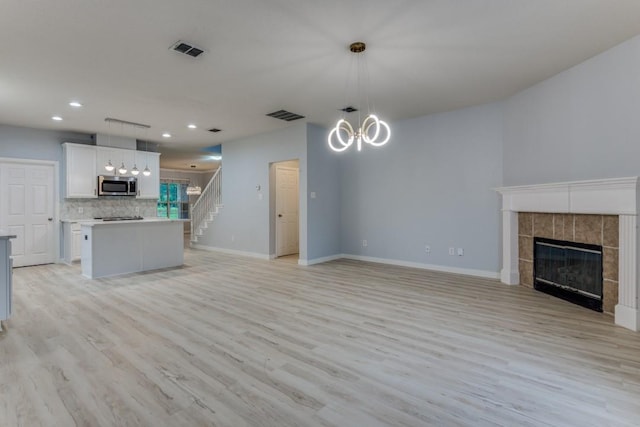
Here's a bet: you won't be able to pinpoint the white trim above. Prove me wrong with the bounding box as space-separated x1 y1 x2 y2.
298 254 342 266
496 176 639 215
615 304 640 332
190 243 271 260
340 254 500 279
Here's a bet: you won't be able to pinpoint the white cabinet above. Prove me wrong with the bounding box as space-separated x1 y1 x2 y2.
96 146 135 177
64 143 97 198
0 236 14 330
62 222 82 263
135 151 160 199
64 143 159 199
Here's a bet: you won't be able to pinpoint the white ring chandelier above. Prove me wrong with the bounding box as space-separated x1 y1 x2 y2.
328 42 391 153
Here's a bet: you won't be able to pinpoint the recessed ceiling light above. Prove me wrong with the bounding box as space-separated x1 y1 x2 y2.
69 101 82 108
51 116 63 121
187 124 197 129
162 132 171 138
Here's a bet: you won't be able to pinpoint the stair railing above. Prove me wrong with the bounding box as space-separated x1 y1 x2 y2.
190 167 222 237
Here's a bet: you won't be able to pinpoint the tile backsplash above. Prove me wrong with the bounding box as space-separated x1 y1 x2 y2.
61 198 158 220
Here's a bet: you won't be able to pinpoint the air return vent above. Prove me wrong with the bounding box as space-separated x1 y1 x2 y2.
266 110 305 122
171 41 204 58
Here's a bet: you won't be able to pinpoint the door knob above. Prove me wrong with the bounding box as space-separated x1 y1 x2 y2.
278 214 283 217
48 217 53 221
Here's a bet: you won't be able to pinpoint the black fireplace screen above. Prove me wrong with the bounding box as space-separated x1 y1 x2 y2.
533 237 603 311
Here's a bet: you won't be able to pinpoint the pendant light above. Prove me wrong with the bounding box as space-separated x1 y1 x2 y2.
328 41 391 153
130 125 140 176
186 183 201 195
143 138 151 176
105 119 115 172
118 162 127 175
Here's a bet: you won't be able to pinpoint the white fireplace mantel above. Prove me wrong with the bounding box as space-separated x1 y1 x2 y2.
496 177 640 332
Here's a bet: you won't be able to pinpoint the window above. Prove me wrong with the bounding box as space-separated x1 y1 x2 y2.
158 180 190 219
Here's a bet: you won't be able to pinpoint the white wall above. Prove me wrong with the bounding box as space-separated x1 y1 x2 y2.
503 35 640 185
339 102 504 275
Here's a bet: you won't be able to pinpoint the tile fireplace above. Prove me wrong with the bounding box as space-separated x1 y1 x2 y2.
497 177 640 332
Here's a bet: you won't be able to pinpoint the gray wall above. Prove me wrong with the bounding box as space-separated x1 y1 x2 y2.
195 124 308 259
306 124 341 261
339 102 504 274
0 124 92 162
503 35 640 185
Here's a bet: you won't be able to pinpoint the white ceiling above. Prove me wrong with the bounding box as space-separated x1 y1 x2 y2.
1 1 640 169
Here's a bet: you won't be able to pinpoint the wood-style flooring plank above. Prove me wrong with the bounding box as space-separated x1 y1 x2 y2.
1 247 640 426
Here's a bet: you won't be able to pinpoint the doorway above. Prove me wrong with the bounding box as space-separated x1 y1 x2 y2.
0 159 57 267
272 160 299 258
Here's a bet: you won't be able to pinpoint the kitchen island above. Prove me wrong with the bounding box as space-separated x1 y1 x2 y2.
81 218 184 279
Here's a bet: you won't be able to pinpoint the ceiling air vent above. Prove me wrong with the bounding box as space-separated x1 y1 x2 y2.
208 128 222 133
171 41 205 58
340 106 358 113
266 110 305 122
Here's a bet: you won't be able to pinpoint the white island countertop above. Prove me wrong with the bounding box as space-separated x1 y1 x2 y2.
79 218 186 227
80 218 184 279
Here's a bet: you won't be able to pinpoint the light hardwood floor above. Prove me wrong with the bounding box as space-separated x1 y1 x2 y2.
2 247 640 426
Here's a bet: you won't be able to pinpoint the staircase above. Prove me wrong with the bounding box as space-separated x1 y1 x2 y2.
190 167 222 243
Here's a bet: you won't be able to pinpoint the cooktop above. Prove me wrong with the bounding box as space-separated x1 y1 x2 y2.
94 216 144 222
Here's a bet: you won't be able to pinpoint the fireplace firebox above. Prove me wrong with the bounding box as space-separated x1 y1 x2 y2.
533 237 603 312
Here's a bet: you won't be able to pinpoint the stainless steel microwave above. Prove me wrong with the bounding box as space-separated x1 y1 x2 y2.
98 175 137 196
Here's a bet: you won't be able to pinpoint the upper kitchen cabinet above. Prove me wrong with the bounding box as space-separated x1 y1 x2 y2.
63 143 97 198
96 146 135 177
135 151 160 199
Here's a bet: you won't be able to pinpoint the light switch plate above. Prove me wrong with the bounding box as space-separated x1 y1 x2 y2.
310 192 316 199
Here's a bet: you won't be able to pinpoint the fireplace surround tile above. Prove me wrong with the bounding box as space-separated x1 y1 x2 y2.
556 214 573 240
533 213 554 239
603 247 619 282
574 214 603 245
519 259 533 288
604 279 618 314
519 235 533 261
518 212 533 236
603 215 619 247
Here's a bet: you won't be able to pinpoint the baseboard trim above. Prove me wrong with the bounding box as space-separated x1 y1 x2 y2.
190 244 271 260
615 304 640 332
298 254 342 266
339 254 500 279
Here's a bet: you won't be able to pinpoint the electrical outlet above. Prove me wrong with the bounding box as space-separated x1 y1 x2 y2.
135 207 140 214
449 247 455 256
78 207 83 214
425 245 431 253
362 240 368 247
231 235 235 242
457 248 464 256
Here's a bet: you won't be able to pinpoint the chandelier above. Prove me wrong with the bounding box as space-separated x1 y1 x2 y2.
328 42 391 153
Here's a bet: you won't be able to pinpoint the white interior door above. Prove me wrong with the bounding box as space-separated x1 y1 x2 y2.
275 166 299 257
0 162 55 267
